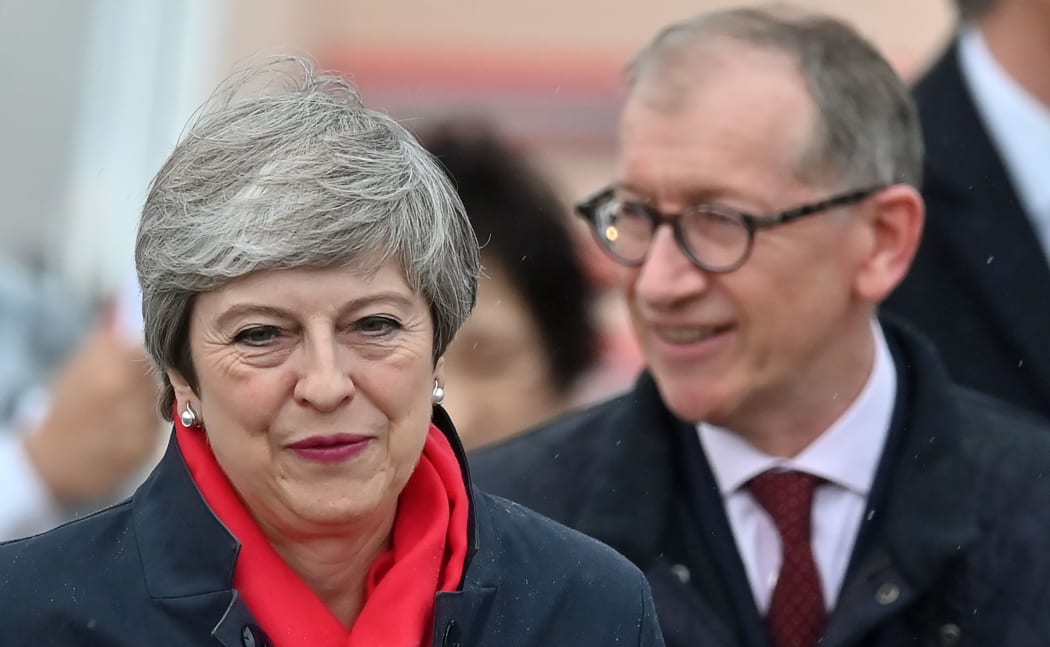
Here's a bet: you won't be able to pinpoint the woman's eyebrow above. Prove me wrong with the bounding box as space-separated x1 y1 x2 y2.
215 292 416 328
215 304 292 329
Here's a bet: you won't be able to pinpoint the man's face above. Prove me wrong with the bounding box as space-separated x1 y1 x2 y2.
617 47 872 429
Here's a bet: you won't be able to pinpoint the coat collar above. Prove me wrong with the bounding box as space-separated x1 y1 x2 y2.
131 407 486 645
915 41 1050 395
561 320 980 647
570 373 683 565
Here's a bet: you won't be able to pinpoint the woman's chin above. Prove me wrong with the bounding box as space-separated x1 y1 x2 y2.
275 480 396 530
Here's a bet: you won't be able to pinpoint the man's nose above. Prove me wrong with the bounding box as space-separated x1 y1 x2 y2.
633 225 710 308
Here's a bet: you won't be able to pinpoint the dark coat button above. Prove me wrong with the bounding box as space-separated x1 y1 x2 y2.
442 619 462 647
241 624 273 647
939 623 962 646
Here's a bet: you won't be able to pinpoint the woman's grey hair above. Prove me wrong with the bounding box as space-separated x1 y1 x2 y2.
136 56 480 419
625 5 923 190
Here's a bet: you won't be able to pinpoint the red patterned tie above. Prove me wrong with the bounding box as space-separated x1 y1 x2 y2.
747 470 826 647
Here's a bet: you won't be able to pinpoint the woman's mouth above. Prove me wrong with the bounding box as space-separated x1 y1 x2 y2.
287 434 372 464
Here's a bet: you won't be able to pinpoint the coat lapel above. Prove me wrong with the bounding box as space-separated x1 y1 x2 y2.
566 374 747 647
822 323 980 646
915 44 1050 393
429 406 496 647
133 434 268 644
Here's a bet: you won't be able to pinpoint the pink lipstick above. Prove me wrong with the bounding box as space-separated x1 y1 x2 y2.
287 434 372 464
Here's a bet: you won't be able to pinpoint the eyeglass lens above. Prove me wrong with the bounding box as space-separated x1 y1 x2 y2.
596 200 750 269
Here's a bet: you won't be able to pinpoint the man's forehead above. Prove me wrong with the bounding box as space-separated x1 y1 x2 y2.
627 38 804 112
614 60 818 206
618 61 816 150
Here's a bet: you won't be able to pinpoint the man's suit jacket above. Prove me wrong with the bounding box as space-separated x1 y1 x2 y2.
883 42 1050 419
471 322 1050 647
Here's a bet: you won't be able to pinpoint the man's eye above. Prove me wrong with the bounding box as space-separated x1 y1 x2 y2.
356 316 400 335
234 326 282 346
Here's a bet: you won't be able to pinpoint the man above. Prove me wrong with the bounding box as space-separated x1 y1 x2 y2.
0 258 161 540
884 0 1050 418
472 7 1050 647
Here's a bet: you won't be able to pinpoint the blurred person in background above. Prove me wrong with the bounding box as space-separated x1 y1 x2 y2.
0 256 160 541
0 57 662 646
419 121 600 449
884 0 1050 418
474 6 1050 647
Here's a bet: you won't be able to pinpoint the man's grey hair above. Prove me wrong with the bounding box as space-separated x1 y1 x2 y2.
136 56 480 419
626 5 923 190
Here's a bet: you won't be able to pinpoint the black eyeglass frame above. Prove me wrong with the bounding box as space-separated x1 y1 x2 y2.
575 185 887 273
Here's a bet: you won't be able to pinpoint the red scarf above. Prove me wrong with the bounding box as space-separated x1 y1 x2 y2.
175 415 469 647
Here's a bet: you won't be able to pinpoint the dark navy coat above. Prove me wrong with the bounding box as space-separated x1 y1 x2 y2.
885 41 1050 420
473 321 1050 647
0 408 664 647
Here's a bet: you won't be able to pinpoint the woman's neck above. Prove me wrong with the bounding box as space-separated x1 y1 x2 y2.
261 505 397 629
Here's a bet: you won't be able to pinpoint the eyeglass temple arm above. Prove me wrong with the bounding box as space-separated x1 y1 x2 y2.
750 185 887 229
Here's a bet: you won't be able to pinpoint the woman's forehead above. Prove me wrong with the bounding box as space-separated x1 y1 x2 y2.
194 261 419 316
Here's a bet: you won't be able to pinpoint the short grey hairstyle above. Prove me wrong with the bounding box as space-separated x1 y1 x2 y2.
626 5 923 190
136 56 480 419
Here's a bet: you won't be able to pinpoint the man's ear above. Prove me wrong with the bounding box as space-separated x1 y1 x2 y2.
852 184 925 303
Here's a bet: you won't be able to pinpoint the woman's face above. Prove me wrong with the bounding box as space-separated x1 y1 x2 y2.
168 261 439 534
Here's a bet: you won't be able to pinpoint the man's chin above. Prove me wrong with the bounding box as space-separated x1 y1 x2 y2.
651 374 731 424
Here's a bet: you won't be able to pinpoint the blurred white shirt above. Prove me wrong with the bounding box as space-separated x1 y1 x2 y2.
0 261 82 541
698 322 896 613
0 427 62 541
959 27 1050 250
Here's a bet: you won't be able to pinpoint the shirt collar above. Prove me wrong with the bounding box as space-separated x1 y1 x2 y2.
958 26 1050 221
698 321 897 497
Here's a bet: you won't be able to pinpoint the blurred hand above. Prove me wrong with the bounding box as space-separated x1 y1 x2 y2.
22 317 161 504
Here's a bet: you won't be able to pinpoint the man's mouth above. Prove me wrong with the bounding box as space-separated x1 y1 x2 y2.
655 324 733 344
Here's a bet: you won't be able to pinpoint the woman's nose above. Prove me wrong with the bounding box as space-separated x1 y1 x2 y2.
293 342 355 412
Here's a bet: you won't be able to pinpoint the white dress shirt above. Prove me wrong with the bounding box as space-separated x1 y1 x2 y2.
0 429 62 541
958 27 1050 254
698 322 896 613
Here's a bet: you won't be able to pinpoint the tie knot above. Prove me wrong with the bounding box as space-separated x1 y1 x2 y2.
747 470 822 543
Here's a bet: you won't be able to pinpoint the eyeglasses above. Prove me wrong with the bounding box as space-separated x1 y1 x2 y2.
575 185 886 273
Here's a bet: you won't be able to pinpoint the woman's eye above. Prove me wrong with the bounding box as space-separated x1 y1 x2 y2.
355 316 400 335
234 326 282 346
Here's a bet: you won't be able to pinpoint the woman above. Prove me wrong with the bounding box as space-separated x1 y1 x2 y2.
419 122 600 449
0 58 663 647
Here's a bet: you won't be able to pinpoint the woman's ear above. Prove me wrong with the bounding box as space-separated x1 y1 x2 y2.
166 369 197 412
433 356 446 388
851 184 925 303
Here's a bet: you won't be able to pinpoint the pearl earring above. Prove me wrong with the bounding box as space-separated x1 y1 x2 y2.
432 381 446 406
180 403 199 428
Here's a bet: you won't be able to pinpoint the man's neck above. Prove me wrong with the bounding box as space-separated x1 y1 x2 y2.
716 320 878 458
978 5 1050 107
